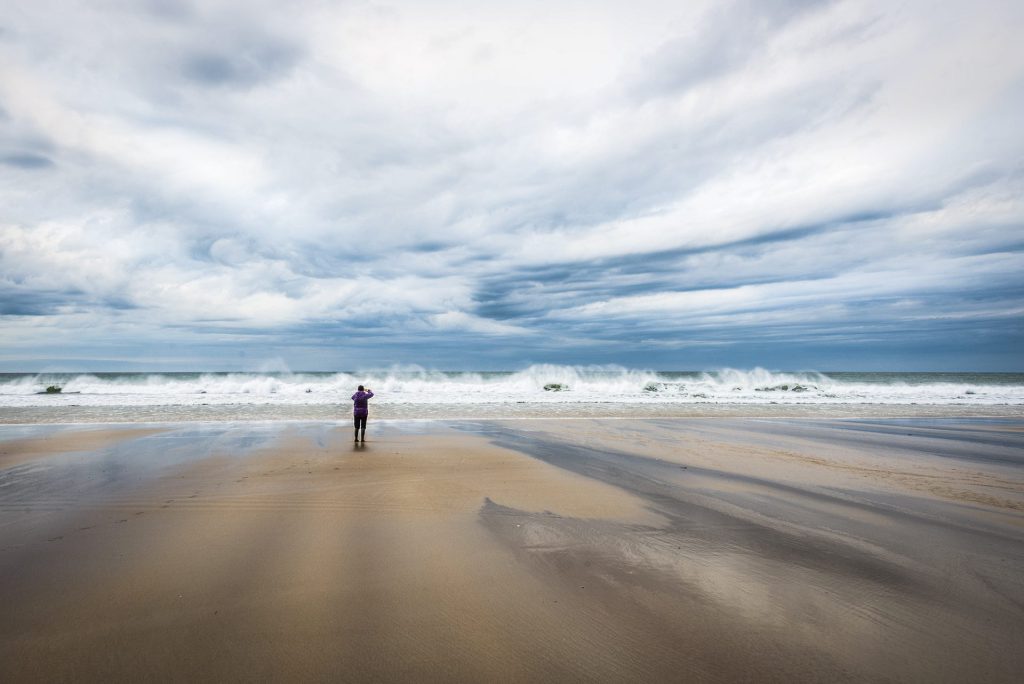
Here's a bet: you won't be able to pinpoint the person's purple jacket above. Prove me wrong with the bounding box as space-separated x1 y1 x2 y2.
351 390 373 418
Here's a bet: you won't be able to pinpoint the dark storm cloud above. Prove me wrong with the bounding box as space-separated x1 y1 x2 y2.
0 293 66 316
470 208 913 322
181 41 302 88
0 152 54 169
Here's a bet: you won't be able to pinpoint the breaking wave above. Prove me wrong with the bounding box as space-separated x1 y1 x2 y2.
1 365 1023 408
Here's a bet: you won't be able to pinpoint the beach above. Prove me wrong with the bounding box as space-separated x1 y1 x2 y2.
6 0 1023 680
2 418 1023 682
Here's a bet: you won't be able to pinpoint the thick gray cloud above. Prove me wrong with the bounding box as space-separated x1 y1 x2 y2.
0 0 1022 370
0 153 54 169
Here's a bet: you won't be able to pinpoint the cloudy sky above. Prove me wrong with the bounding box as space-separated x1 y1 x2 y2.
1 0 1022 371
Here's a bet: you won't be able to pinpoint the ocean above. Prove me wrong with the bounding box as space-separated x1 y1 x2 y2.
2 366 1023 423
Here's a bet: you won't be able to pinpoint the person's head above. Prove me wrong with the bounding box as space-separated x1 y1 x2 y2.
358 385 365 392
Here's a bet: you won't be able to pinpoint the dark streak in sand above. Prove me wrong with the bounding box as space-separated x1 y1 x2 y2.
467 418 1024 683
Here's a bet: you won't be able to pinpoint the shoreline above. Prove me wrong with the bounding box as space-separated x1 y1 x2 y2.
2 401 1022 424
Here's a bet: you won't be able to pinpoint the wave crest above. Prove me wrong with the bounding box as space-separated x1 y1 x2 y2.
1 365 1021 407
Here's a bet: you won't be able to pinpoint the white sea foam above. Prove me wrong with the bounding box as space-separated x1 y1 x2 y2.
2 366 1023 409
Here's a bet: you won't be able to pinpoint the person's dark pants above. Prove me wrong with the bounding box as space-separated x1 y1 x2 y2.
354 415 367 441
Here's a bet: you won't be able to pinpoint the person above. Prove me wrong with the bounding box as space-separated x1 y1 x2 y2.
351 385 374 442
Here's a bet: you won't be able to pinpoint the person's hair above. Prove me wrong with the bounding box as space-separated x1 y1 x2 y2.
358 385 365 391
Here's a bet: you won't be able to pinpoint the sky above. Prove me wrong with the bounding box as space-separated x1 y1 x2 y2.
1 0 1022 372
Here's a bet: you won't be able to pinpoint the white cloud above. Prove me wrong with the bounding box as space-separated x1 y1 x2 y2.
1 0 1022 367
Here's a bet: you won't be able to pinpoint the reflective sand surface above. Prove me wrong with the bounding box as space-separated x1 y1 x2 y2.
1 419 1022 682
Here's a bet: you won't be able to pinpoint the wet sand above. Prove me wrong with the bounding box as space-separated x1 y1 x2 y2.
1 418 1023 682
4 402 1023 424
